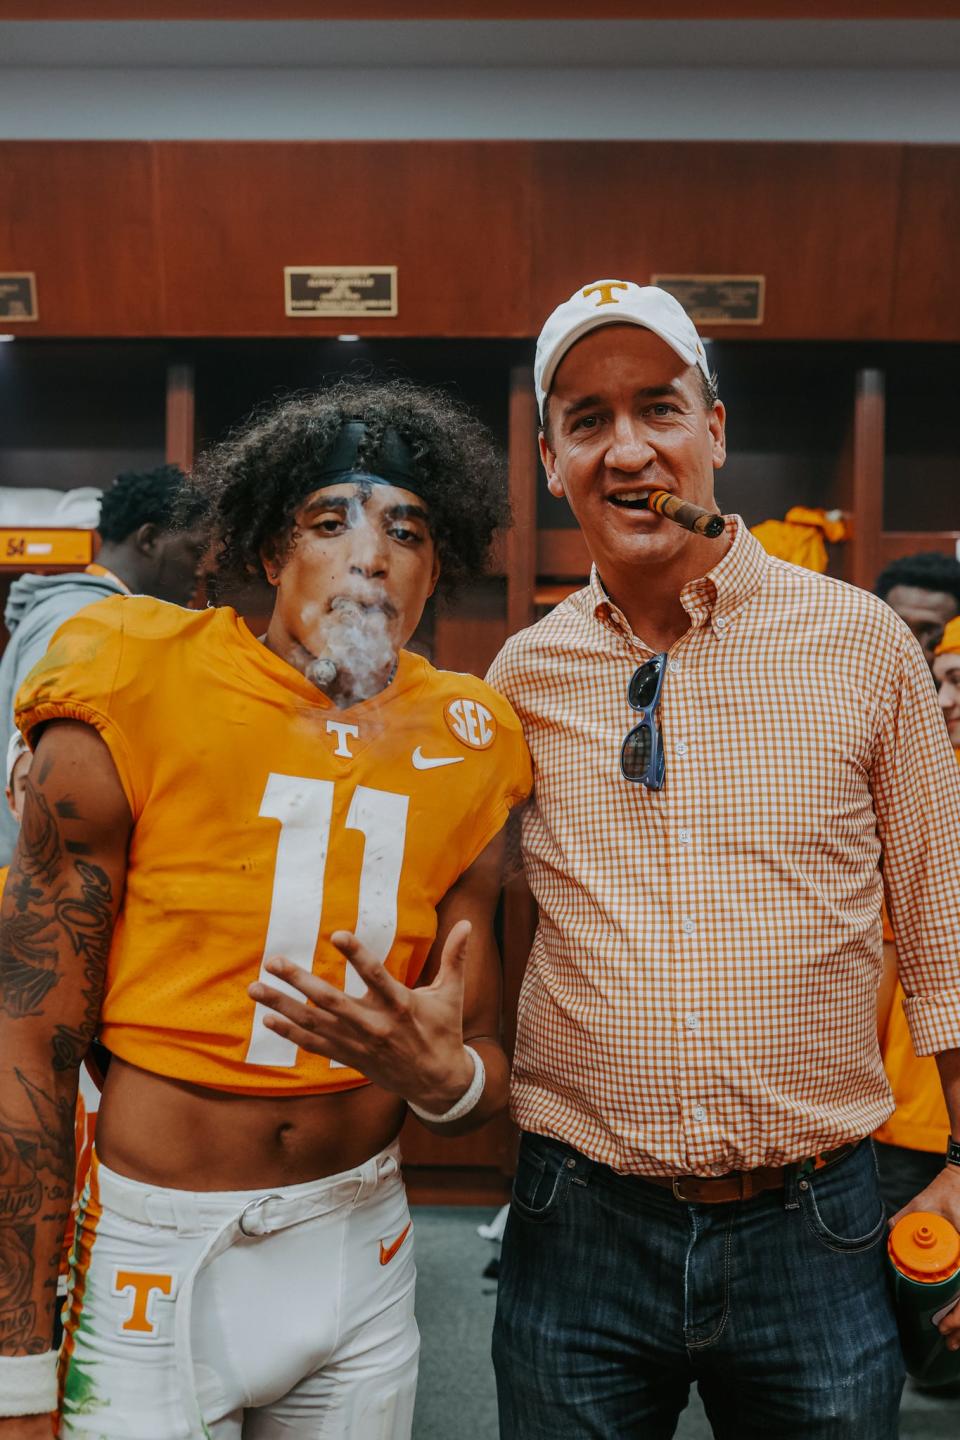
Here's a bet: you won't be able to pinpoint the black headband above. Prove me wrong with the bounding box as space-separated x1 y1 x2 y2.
313 421 426 499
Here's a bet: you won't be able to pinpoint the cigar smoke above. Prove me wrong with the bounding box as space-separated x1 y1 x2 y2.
300 595 398 708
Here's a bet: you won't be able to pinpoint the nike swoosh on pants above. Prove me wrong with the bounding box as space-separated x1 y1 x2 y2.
379 1222 412 1266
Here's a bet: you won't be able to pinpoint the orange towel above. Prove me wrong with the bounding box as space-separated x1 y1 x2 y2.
751 508 849 574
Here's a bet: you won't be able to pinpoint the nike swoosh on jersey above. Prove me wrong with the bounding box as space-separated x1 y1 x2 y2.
411 747 465 770
379 1222 413 1266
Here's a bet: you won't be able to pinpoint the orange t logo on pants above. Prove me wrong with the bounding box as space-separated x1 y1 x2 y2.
113 1270 174 1336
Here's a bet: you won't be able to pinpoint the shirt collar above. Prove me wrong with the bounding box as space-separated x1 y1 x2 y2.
85 562 131 595
589 515 770 640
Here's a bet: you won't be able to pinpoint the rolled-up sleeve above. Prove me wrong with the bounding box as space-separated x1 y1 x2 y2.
872 632 960 1055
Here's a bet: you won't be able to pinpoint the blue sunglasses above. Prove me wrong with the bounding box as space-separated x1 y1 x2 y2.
620 652 668 791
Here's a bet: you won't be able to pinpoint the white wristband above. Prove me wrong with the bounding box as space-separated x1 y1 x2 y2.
0 1350 58 1416
408 1046 486 1124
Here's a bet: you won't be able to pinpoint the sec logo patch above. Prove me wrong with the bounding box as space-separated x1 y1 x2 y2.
444 698 496 751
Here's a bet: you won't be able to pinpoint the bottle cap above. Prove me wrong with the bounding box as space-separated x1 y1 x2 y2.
888 1211 960 1283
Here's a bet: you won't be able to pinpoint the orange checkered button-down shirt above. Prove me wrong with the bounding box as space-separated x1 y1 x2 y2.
487 518 960 1177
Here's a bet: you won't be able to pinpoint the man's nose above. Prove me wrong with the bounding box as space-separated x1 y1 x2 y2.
346 520 389 576
604 417 656 472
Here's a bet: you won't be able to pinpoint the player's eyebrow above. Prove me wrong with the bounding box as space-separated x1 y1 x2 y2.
301 493 359 517
383 503 430 524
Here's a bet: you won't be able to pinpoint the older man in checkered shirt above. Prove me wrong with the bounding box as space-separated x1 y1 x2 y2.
487 280 960 1439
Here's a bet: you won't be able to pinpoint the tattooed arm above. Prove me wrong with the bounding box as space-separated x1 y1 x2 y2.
0 721 131 1382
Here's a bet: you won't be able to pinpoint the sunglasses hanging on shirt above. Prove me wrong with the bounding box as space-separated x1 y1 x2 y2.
620 652 668 791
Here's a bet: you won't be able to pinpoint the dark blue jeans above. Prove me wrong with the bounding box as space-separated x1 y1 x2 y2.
493 1133 904 1438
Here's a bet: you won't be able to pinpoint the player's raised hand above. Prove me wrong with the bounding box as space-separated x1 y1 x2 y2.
247 920 476 1113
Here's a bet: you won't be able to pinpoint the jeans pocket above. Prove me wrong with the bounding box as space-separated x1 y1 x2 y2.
510 1139 572 1223
799 1152 887 1254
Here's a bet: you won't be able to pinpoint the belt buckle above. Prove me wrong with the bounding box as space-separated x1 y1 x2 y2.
671 1173 745 1203
239 1193 282 1237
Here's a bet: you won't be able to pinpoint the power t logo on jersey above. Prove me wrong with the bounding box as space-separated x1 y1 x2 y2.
16 597 531 1098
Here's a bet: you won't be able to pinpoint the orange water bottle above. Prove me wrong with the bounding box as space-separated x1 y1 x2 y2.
887 1211 960 1388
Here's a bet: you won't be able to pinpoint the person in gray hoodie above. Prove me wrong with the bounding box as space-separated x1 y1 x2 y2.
0 464 207 862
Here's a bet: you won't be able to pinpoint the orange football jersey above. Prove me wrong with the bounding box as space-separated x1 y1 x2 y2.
17 597 531 1095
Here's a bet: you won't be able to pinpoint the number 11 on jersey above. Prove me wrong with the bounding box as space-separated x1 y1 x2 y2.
244 773 409 1068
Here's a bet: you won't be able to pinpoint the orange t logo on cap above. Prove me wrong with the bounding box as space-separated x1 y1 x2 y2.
583 282 629 307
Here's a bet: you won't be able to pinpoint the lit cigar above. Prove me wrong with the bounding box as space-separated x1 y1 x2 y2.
643 489 725 539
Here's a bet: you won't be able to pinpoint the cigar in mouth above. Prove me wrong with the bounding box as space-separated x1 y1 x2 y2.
642 489 725 539
306 657 339 688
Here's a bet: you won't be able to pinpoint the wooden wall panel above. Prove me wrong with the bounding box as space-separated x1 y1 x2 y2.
891 147 960 342
531 142 903 340
0 143 162 335
154 142 534 337
881 532 960 565
3 140 959 343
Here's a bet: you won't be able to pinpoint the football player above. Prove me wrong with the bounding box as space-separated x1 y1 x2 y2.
0 380 531 1439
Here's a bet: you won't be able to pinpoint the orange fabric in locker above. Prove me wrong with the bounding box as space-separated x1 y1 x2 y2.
750 507 849 575
16 597 531 1096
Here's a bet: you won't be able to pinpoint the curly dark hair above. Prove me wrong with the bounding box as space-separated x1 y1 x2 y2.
98 464 206 544
192 379 508 598
875 552 960 612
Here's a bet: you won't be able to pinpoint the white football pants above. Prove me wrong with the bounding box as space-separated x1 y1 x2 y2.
59 1142 418 1439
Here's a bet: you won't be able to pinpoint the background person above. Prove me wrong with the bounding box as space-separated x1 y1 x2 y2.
934 617 960 759
486 279 960 1440
0 464 208 864
0 380 529 1439
874 560 960 1214
874 551 960 668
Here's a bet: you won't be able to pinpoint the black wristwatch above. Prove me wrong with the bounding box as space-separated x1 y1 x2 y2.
947 1138 960 1168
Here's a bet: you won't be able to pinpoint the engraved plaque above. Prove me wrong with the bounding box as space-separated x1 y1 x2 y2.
284 267 397 318
0 274 38 322
651 275 764 326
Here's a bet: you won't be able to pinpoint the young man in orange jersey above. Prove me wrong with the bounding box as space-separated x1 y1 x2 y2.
0 380 530 1439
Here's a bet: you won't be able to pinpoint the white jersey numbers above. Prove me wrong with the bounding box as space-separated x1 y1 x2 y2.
244 774 409 1069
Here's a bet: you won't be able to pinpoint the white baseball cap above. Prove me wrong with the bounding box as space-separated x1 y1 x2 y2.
5 731 30 790
535 279 712 421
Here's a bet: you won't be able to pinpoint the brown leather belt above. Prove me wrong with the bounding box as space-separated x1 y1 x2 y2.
641 1142 861 1204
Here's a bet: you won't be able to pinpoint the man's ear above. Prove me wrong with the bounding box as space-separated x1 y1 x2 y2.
540 430 565 501
427 551 441 598
709 401 727 471
134 521 159 556
260 548 281 588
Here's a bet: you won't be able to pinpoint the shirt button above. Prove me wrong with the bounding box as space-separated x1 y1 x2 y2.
675 740 688 757
668 659 682 674
686 1013 700 1031
678 829 690 845
715 616 727 629
682 917 696 936
693 1105 707 1122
